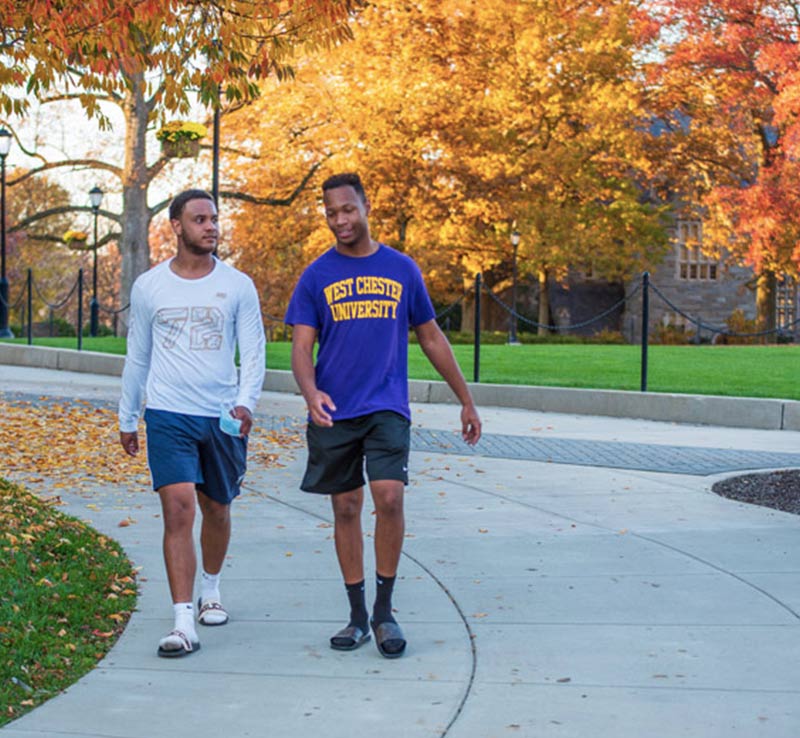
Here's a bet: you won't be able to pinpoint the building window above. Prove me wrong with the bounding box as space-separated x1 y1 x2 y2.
676 220 717 280
776 274 796 328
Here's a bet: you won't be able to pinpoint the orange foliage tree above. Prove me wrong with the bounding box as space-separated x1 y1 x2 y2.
0 0 362 324
225 0 669 331
650 0 800 332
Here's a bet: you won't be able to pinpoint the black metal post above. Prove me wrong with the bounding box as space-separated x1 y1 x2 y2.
0 149 13 338
90 204 99 336
212 92 220 206
508 233 520 344
77 268 84 351
474 273 482 383
26 268 32 344
640 271 649 392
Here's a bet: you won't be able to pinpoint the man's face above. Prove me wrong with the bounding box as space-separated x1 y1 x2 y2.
323 185 370 248
172 197 219 255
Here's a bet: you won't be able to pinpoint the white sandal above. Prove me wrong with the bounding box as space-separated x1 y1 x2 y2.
157 629 200 658
197 597 229 626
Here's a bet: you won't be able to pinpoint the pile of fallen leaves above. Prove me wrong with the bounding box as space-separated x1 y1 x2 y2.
1 397 151 490
0 478 137 725
0 397 297 492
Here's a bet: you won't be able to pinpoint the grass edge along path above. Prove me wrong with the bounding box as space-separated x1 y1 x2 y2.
0 478 137 726
4 337 800 401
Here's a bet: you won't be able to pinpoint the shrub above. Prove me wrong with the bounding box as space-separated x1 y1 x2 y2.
652 323 695 345
587 328 626 345
716 309 759 345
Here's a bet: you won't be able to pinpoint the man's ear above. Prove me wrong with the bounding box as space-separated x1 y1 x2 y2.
170 218 182 237
364 198 371 216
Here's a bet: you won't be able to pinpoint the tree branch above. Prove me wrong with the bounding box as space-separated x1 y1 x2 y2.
8 160 122 186
151 198 172 217
220 160 326 206
38 91 119 105
24 232 119 249
11 206 121 231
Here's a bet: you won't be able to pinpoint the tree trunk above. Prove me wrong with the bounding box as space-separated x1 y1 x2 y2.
537 267 550 336
755 270 777 344
118 74 154 334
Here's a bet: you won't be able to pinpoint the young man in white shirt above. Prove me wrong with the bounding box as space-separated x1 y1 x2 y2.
119 189 265 657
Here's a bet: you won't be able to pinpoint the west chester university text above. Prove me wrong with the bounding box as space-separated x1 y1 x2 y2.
323 275 404 322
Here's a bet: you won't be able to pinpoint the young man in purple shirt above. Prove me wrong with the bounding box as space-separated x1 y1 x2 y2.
285 172 481 658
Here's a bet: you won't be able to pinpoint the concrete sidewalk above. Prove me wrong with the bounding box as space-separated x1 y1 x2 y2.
1 365 799 737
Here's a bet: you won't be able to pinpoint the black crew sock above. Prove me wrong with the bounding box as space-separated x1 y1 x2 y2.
346 580 368 631
372 572 397 625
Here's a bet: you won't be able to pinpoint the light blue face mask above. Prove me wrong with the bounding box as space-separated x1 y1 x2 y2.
219 404 242 437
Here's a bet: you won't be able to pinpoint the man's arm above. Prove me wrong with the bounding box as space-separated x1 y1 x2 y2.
118 282 151 455
414 319 481 445
291 323 336 427
234 279 267 436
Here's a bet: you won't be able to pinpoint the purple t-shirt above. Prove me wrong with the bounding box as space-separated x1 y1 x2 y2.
285 245 435 421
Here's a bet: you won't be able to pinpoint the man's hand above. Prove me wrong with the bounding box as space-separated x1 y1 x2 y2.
120 431 139 457
232 405 254 436
461 403 482 446
307 390 337 427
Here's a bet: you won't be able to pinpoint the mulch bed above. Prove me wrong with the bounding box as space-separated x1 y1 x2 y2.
712 469 800 516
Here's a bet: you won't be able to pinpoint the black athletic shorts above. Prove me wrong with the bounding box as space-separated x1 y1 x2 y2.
301 410 410 495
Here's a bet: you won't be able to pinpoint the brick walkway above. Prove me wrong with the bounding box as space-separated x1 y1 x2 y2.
5 390 798 477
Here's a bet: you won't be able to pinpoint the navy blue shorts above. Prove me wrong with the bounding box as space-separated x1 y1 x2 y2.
301 410 410 495
144 408 247 505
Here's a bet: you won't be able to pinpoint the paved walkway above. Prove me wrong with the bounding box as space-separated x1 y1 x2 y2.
1 365 800 738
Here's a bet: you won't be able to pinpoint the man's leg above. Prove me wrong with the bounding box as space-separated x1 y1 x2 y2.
331 486 365 583
329 487 371 649
159 482 198 602
370 480 405 580
195 492 232 625
368 479 407 657
197 491 231 577
157 482 200 656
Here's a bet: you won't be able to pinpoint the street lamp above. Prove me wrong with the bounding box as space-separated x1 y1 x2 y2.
0 127 13 338
508 229 521 344
88 185 103 337
212 92 220 207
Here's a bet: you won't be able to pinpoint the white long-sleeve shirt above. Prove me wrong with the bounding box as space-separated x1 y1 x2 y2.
118 257 266 432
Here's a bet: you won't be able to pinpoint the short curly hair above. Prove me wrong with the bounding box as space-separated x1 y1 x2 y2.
321 173 367 203
169 189 215 221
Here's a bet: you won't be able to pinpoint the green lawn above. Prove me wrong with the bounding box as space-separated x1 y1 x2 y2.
4 337 798 400
0 479 136 726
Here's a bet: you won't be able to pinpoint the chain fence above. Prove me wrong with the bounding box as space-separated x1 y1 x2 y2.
1 269 795 391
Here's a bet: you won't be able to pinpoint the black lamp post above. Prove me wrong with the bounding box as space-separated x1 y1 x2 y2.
508 229 521 344
0 127 13 338
88 186 103 337
212 95 220 207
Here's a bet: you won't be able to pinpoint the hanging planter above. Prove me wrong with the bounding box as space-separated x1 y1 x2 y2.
156 121 207 159
160 137 201 159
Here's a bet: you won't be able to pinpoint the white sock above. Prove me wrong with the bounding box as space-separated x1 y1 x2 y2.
173 602 197 641
201 570 221 602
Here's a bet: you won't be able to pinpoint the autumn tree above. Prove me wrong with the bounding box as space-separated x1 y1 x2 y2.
649 0 800 333
224 0 669 332
1 0 361 326
1 171 97 329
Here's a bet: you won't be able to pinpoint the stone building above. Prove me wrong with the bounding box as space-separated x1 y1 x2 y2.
622 218 759 343
461 217 799 343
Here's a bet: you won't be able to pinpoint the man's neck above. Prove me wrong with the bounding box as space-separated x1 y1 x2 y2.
171 250 216 279
335 238 379 258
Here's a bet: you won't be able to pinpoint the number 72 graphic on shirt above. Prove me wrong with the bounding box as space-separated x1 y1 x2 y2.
155 307 224 350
